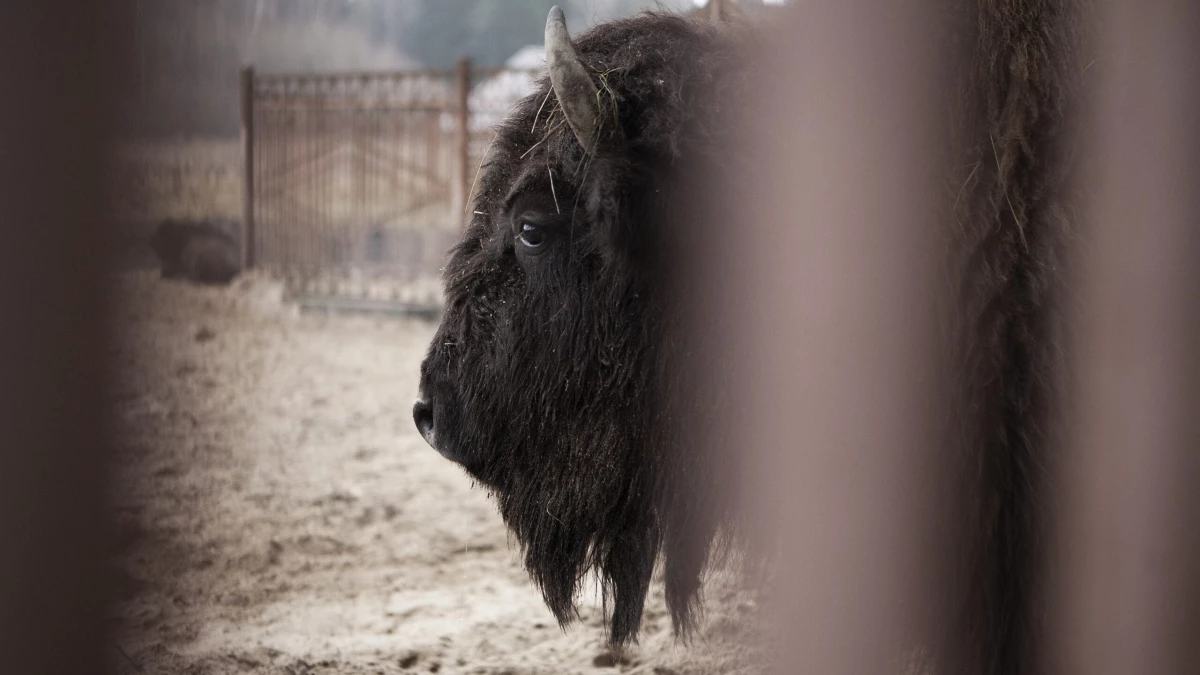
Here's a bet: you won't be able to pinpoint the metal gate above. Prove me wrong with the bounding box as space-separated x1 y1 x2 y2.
242 61 540 312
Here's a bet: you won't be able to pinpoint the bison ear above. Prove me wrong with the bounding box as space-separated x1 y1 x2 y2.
584 156 659 274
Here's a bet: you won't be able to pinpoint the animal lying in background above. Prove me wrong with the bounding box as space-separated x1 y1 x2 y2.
150 219 241 285
415 3 1089 673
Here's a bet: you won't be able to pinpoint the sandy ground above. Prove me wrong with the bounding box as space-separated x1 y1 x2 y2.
108 271 763 675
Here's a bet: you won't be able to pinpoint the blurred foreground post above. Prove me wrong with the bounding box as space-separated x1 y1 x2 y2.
0 2 120 673
706 0 733 22
1053 2 1200 674
719 2 949 672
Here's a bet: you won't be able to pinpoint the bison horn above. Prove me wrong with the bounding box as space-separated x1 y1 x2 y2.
545 6 603 153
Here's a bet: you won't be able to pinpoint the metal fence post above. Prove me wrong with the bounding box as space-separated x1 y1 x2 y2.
454 57 471 228
241 65 256 269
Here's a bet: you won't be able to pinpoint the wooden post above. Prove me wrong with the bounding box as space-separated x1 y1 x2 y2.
240 66 257 269
454 57 471 228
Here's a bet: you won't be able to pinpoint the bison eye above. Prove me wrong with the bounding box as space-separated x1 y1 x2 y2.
518 222 548 250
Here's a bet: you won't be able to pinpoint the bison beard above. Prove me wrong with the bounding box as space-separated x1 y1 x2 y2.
416 2 1089 671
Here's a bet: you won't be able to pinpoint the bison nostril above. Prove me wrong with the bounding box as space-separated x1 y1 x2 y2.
413 398 435 445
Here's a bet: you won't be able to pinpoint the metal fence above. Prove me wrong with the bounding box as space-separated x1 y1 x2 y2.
242 61 540 312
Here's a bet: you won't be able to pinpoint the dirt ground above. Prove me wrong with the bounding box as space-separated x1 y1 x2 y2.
108 271 763 675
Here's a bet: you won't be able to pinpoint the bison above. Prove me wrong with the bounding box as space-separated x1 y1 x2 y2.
149 219 241 285
415 4 1088 673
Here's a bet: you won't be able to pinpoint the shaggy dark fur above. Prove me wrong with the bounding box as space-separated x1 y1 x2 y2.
150 219 241 285
417 4 1090 671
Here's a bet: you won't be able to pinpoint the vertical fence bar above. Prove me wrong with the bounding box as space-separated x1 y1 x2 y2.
424 107 439 283
325 89 334 290
258 91 267 271
258 86 269 271
1053 2 1200 673
307 78 318 285
711 2 949 672
284 81 295 275
240 66 256 269
0 1 119 672
263 93 275 272
454 58 471 228
372 101 382 287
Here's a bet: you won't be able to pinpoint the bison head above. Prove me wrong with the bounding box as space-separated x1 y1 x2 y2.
415 8 745 645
